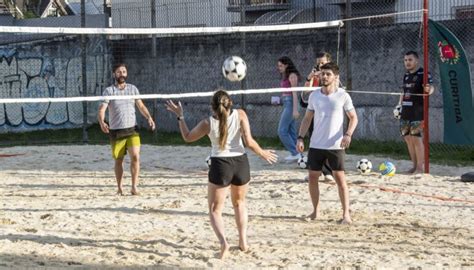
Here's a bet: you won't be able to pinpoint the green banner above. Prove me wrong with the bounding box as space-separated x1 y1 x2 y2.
429 19 474 145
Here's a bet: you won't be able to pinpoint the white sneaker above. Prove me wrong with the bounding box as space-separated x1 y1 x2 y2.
284 154 300 162
324 174 335 181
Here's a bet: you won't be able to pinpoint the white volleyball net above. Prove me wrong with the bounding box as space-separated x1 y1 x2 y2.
0 19 344 142
2 9 471 167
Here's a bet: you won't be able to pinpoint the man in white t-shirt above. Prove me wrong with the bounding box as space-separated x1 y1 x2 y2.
296 62 358 224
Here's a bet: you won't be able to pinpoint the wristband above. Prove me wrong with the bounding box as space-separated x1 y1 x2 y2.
297 135 304 140
177 115 184 121
306 77 311 82
344 133 352 137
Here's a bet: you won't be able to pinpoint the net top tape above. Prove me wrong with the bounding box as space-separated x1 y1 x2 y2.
0 9 425 36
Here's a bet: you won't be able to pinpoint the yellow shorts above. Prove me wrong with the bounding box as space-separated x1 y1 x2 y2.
110 133 141 160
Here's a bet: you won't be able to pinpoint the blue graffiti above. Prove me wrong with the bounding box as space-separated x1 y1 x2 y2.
0 37 111 132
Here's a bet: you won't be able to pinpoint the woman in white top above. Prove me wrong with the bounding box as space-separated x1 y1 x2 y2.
166 90 277 259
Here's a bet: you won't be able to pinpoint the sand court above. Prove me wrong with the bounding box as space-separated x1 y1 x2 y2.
0 145 472 269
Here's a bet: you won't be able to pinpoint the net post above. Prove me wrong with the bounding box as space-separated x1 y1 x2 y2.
81 0 89 144
423 0 430 174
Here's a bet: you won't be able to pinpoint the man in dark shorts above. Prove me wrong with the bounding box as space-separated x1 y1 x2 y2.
301 52 333 180
398 51 434 174
296 62 358 224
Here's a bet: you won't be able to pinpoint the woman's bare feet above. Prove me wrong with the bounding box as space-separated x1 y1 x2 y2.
413 168 424 174
239 240 249 252
339 216 352 225
131 188 139 196
403 167 416 174
219 242 230 259
116 187 124 196
306 211 319 220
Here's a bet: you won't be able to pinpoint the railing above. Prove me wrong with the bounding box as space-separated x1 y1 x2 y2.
227 0 290 12
228 0 289 7
3 0 24 18
0 0 10 15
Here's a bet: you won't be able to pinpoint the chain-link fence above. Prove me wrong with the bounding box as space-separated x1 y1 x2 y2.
0 0 473 165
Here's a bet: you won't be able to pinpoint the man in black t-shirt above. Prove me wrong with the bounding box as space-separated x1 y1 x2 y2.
398 51 434 174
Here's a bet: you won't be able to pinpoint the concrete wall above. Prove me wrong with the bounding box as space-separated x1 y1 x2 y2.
111 0 239 28
0 15 14 25
0 14 107 27
0 14 111 133
396 0 473 23
15 14 107 27
0 37 111 132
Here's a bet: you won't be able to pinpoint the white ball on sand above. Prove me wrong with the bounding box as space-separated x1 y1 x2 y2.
357 158 372 174
393 105 402 119
297 155 308 169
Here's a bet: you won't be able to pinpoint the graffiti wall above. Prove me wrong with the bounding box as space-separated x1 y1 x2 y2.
0 36 111 133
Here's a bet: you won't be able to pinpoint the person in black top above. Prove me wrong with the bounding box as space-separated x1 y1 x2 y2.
398 51 434 174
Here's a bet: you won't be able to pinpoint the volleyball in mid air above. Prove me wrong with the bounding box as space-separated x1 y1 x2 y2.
222 56 247 82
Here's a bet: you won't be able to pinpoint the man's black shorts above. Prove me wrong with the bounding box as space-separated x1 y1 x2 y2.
307 148 345 171
208 154 250 186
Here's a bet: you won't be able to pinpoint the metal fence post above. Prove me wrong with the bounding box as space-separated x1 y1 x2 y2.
151 0 158 141
81 0 89 143
345 0 352 91
240 0 247 110
423 0 430 173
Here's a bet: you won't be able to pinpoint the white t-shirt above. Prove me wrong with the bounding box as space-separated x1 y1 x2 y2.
102 84 139 130
307 87 354 150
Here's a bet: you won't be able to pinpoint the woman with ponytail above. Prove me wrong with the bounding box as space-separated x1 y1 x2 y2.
166 90 277 259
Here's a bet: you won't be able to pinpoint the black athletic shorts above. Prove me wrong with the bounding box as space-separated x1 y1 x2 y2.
208 154 250 186
307 148 345 171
